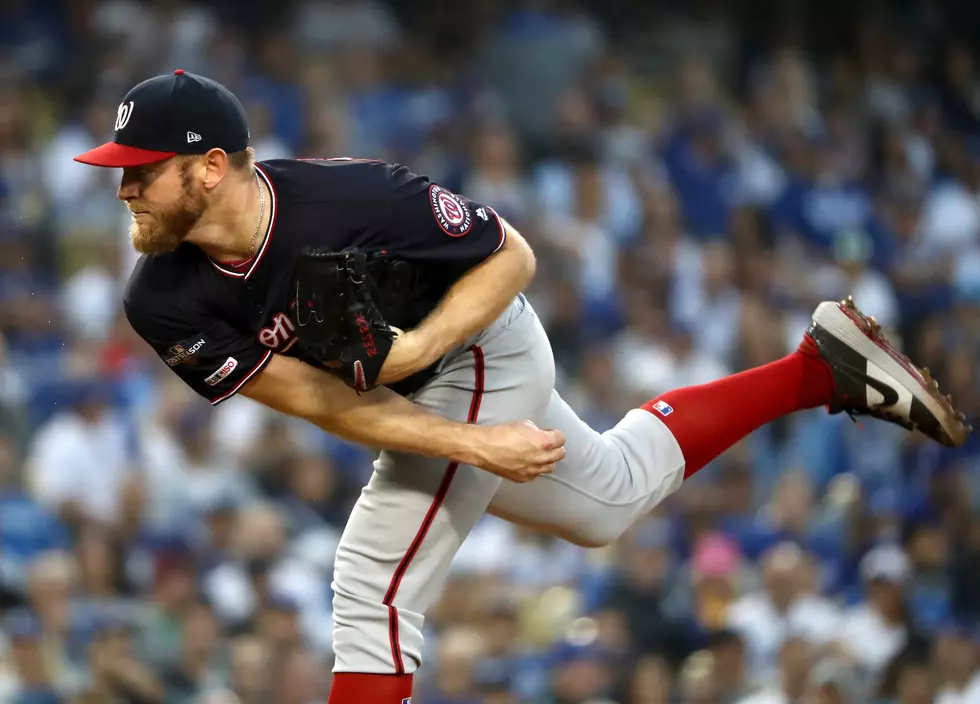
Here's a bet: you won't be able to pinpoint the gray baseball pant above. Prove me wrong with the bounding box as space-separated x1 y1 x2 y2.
331 295 686 674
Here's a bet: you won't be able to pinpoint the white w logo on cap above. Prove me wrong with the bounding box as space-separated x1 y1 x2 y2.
114 101 134 131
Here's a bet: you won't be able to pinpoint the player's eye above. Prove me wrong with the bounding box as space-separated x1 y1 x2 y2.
127 165 162 187
122 166 148 183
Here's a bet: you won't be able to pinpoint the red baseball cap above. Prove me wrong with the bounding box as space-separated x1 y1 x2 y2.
74 69 250 168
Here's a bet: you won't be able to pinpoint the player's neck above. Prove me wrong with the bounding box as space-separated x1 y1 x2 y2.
188 169 270 262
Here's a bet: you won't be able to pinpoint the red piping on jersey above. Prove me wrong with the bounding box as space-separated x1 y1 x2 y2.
223 256 253 269
209 349 273 406
382 345 486 674
296 157 383 164
208 165 278 280
486 205 507 252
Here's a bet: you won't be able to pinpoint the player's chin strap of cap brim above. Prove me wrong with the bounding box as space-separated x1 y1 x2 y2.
73 141 178 168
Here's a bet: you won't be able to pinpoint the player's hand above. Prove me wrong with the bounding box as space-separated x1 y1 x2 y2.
467 420 566 483
376 327 432 385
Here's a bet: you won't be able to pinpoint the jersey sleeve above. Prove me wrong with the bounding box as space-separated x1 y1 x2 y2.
379 164 507 265
124 301 273 406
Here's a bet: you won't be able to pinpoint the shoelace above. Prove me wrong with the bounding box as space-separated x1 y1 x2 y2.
837 402 913 432
829 387 914 431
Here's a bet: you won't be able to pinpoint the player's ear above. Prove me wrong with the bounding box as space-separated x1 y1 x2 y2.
201 148 231 190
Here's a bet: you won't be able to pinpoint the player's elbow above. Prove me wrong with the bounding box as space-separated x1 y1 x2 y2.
501 221 536 287
518 237 536 283
511 242 536 290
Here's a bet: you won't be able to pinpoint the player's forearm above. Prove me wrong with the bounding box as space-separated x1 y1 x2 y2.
314 386 487 463
413 218 534 362
243 355 486 464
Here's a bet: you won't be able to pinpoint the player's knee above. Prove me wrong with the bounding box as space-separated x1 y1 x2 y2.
557 522 627 549
565 534 610 549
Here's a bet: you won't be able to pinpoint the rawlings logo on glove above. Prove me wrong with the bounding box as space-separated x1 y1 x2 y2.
289 247 397 392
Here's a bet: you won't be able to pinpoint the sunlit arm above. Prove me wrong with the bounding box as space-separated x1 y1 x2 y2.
377 217 534 385
242 354 489 464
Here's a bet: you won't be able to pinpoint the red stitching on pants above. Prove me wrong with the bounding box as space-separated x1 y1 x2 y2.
382 345 486 673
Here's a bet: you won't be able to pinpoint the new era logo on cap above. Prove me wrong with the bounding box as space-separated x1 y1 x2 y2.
73 69 250 168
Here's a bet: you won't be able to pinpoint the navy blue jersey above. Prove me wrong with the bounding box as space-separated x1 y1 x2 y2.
123 158 506 404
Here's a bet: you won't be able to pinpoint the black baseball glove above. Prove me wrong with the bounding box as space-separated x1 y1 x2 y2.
289 247 397 392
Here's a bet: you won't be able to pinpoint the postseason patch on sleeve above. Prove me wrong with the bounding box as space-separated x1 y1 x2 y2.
163 334 208 366
428 184 472 237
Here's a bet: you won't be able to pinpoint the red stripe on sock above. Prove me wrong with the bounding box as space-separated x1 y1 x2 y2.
328 672 413 704
643 348 834 479
381 346 486 674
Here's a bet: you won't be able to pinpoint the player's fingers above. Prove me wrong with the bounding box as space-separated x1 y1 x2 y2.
552 446 567 463
534 447 565 466
537 428 566 449
508 469 537 483
520 463 555 481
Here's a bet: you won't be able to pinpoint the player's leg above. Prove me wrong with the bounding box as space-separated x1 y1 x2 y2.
328 296 554 704
488 297 969 546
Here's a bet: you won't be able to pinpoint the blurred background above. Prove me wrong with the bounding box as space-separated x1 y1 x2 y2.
1 0 980 702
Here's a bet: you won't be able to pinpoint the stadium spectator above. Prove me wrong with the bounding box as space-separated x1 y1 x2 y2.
737 635 814 704
934 620 980 704
837 544 919 679
726 542 841 686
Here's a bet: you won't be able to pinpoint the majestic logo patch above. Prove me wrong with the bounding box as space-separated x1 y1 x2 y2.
164 336 206 366
652 400 674 416
429 184 472 237
205 357 238 386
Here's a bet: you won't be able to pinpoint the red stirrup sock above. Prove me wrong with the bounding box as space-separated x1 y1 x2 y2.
642 341 835 479
328 673 413 704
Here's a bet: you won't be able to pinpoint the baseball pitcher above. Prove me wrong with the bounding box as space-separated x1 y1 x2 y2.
75 71 970 704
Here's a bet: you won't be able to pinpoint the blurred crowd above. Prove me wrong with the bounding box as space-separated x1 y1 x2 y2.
2 0 980 702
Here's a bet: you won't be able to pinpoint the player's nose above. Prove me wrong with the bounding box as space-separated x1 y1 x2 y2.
117 176 140 201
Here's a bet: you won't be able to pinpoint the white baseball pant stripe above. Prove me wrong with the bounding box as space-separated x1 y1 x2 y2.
331 295 686 674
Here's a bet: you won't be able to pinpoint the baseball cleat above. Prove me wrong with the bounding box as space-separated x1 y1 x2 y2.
801 296 971 448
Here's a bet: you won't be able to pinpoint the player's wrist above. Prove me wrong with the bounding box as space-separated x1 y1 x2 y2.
407 325 452 367
445 424 492 467
376 329 430 385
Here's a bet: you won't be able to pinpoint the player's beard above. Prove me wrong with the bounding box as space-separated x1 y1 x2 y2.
129 163 208 255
